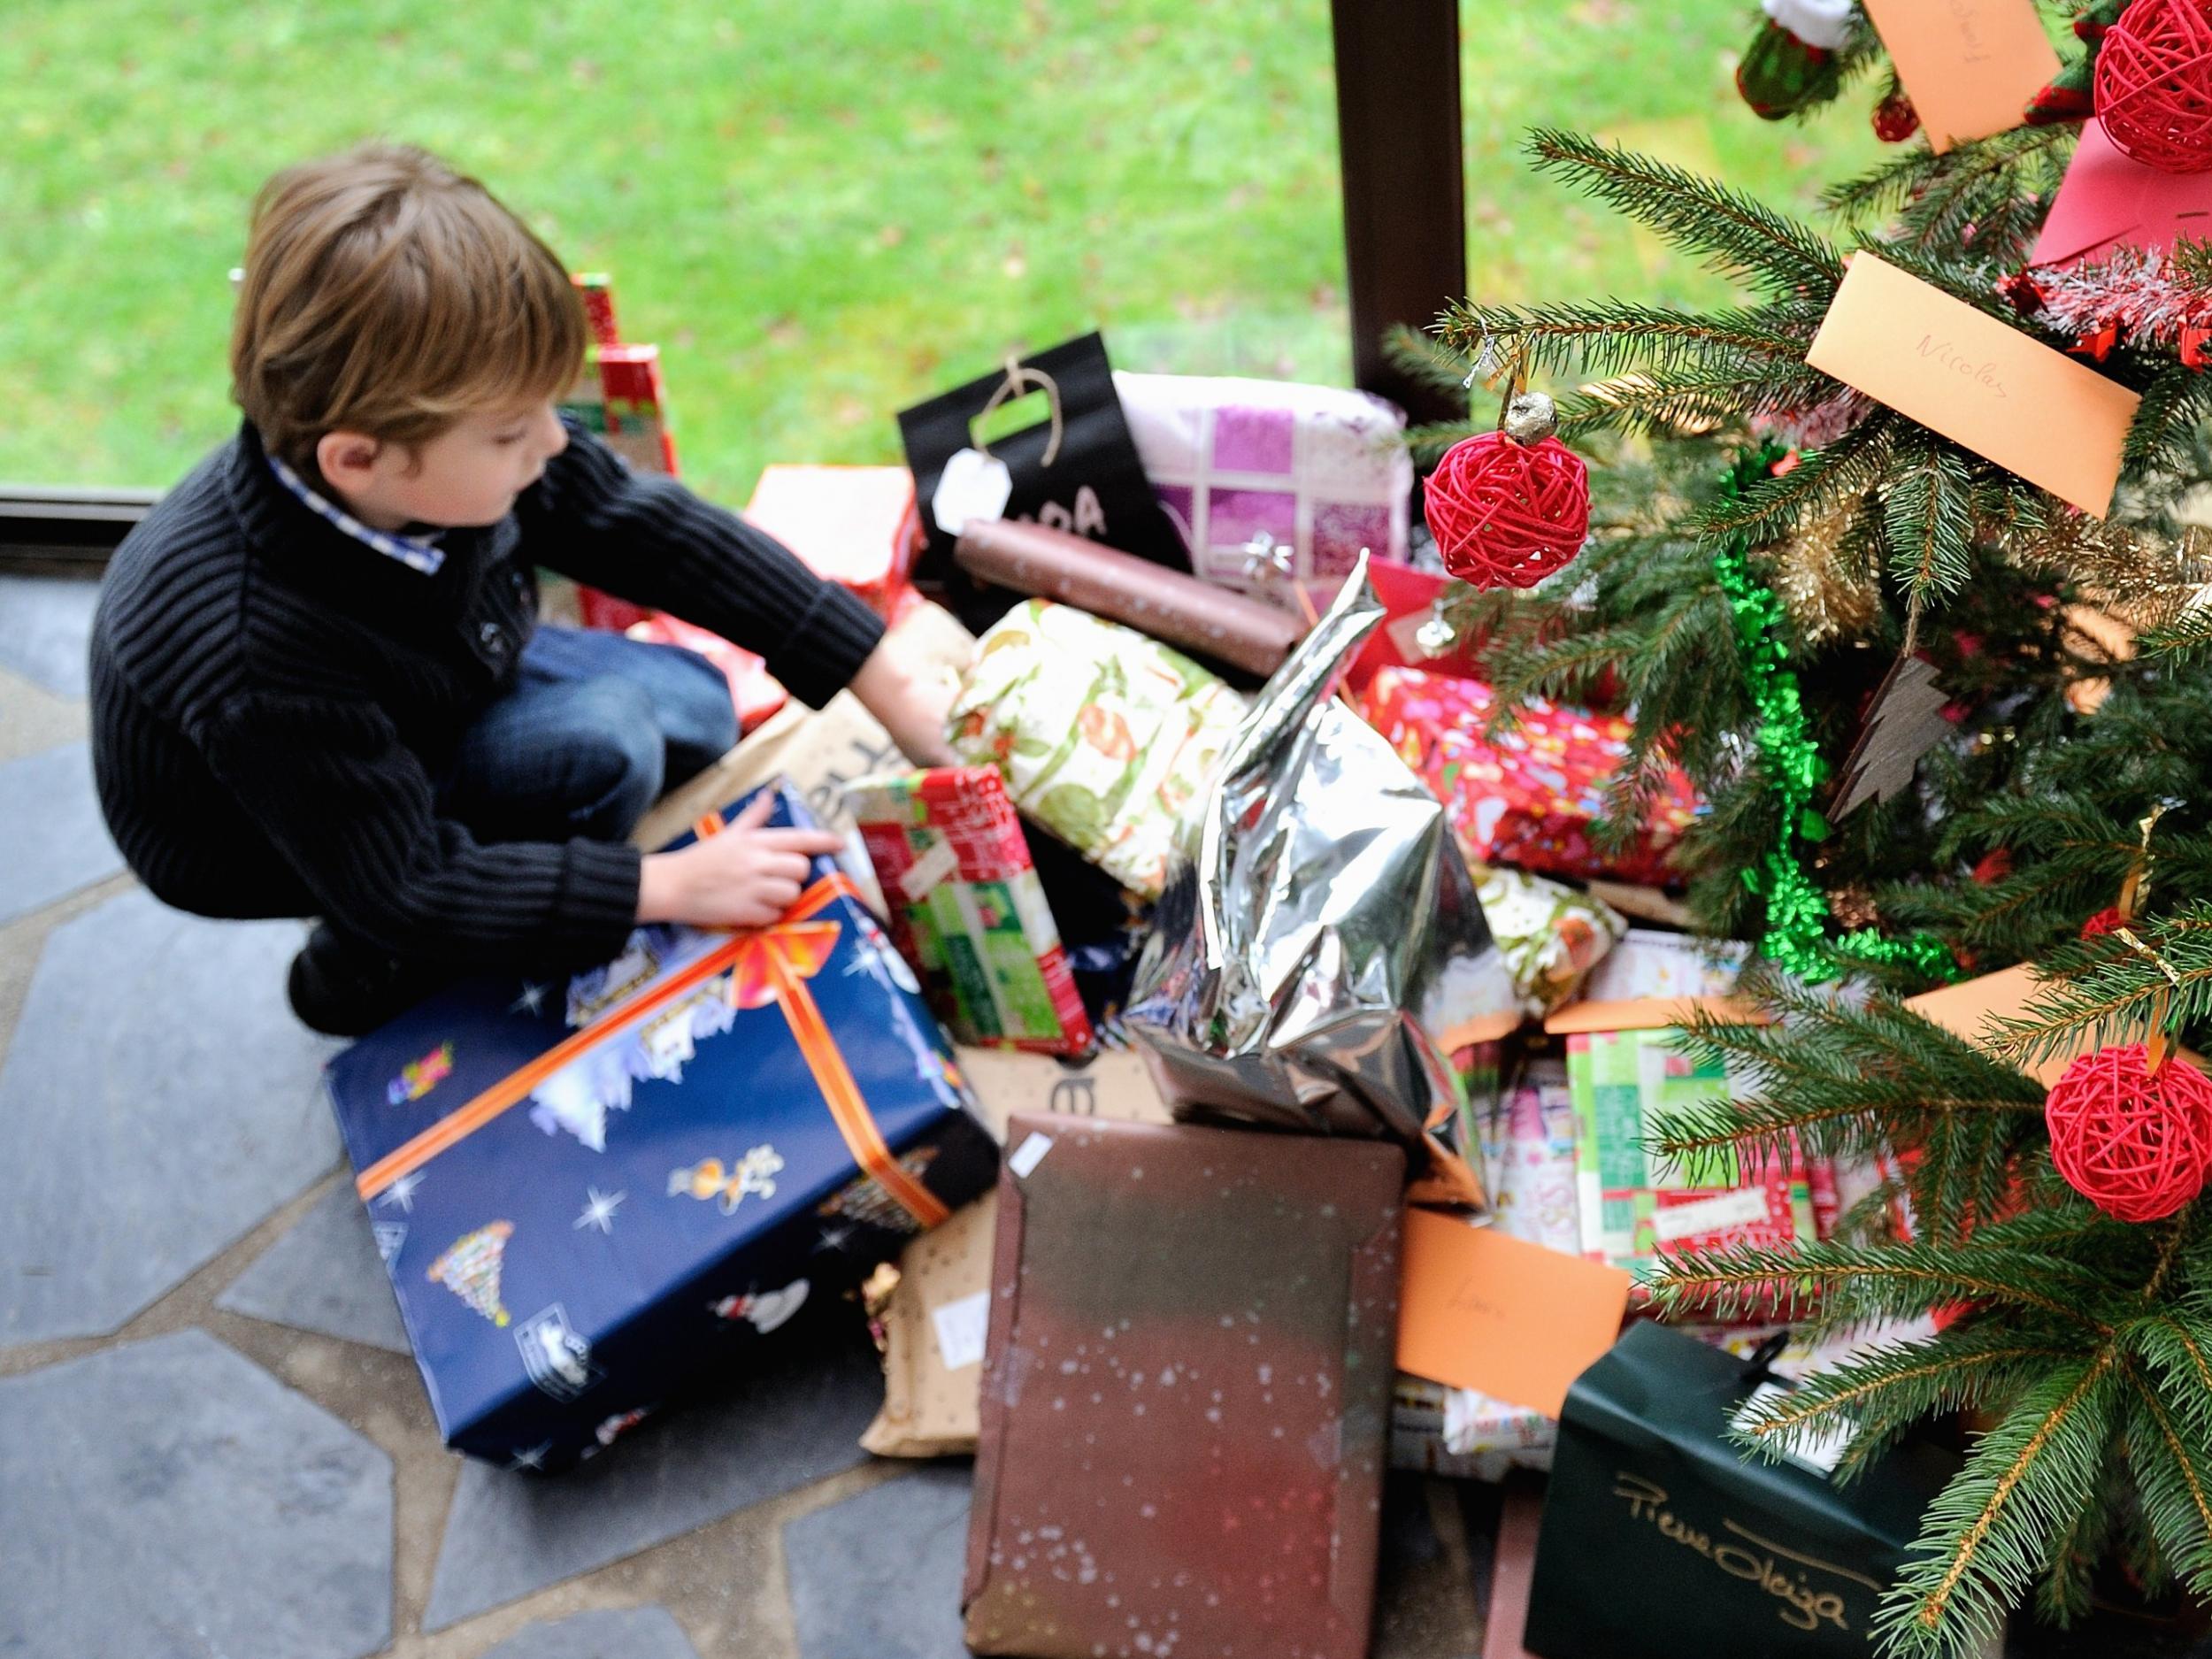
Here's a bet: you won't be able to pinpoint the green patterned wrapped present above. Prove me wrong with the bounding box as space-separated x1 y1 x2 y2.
1475 865 1626 1018
947 601 1247 899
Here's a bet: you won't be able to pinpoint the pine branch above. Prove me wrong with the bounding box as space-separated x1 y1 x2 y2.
2034 1473 2117 1628
1381 324 1476 409
1554 366 1835 441
1432 300 1817 385
1883 437 1980 606
1649 1240 2115 1331
1693 417 1898 546
1862 125 2077 266
2129 1311 2212 1405
2125 365 2212 472
1877 1351 2127 1659
1523 127 1843 296
1731 1325 2076 1483
1986 909 2212 1068
2121 1364 2212 1598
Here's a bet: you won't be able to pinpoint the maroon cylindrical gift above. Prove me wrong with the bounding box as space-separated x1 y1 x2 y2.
954 518 1306 678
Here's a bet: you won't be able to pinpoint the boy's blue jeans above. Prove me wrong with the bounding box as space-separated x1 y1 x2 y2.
437 624 739 845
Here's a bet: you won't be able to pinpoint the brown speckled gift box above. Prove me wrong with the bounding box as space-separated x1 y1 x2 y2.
963 1115 1404 1659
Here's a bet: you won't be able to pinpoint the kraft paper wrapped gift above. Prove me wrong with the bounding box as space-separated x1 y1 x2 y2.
323 782 997 1469
964 1116 1403 1659
1522 1321 1957 1659
847 767 1094 1056
859 1046 1172 1459
947 599 1248 900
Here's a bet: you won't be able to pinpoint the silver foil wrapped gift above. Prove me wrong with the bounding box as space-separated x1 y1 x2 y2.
1125 554 1519 1204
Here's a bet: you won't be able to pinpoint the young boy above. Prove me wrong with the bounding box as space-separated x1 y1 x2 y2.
90 143 956 1036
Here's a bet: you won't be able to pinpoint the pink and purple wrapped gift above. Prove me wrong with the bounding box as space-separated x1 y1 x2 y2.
1115 372 1411 613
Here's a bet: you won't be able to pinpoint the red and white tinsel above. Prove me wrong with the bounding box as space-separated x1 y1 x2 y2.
2012 246 2212 365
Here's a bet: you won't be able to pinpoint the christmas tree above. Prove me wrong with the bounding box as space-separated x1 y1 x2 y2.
1399 5 2212 1653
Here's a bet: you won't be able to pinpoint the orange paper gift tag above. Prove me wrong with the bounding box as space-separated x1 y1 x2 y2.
1806 252 2140 518
1858 0 2058 153
1395 1208 1632 1419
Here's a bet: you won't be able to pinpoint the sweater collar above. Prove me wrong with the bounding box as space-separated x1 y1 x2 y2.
225 423 507 607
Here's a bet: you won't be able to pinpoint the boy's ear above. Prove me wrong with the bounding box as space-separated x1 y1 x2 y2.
314 429 384 493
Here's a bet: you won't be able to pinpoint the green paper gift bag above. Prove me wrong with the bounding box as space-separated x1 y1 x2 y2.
1524 1321 1958 1659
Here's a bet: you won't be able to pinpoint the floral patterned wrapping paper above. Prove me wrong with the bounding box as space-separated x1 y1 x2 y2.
946 599 1248 900
1477 865 1627 1017
1363 667 1701 887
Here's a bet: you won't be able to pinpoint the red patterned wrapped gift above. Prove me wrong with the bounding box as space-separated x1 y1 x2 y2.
1364 666 1699 887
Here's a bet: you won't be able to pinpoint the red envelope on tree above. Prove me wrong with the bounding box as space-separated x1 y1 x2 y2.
2032 119 2212 269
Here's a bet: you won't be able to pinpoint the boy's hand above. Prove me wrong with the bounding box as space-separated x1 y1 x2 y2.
635 792 845 927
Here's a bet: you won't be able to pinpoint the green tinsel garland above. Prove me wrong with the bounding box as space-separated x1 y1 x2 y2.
1713 449 1960 985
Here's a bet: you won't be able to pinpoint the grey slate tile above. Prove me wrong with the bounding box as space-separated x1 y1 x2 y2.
0 1327 393 1659
218 1180 411 1354
423 1317 884 1631
0 574 99 697
0 741 124 925
0 889 337 1343
786 1465 972 1659
478 1606 701 1659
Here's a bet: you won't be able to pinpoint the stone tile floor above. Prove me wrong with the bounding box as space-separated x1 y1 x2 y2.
0 571 1492 1658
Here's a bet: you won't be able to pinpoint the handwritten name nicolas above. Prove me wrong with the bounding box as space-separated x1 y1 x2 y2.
1916 334 2010 400
1612 1472 1883 1633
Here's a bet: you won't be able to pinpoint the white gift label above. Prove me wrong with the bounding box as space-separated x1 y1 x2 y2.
1008 1132 1054 1179
1650 1187 1773 1244
1735 1381 1852 1477
931 447 1012 535
930 1289 992 1372
898 834 961 902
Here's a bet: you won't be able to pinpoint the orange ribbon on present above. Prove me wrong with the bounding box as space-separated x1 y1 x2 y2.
355 861 949 1229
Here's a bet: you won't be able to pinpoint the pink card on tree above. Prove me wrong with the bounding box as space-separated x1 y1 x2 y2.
2033 118 2212 268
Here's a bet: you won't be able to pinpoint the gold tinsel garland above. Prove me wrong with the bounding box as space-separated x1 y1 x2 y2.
1761 504 1882 647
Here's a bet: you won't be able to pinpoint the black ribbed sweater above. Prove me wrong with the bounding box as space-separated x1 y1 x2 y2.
89 419 885 971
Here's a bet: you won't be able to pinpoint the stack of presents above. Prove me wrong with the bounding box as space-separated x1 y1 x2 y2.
326 303 1962 1657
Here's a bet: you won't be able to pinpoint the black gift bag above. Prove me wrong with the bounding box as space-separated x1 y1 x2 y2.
1523 1322 1960 1659
897 332 1187 633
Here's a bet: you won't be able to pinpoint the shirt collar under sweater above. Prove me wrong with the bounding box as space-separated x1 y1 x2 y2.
264 451 448 576
225 424 519 596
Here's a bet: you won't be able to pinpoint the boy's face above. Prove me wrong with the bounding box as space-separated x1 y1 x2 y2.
315 400 569 532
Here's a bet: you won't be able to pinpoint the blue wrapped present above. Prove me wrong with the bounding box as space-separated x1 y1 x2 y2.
324 781 998 1470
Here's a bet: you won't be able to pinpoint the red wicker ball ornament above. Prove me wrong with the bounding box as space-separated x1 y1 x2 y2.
1425 396 1592 590
2045 1043 2212 1221
2095 0 2212 174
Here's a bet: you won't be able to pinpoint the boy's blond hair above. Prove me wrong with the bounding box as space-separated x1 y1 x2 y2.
231 142 586 466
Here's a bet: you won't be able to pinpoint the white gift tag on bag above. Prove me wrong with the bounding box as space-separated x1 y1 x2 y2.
931 447 1012 535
